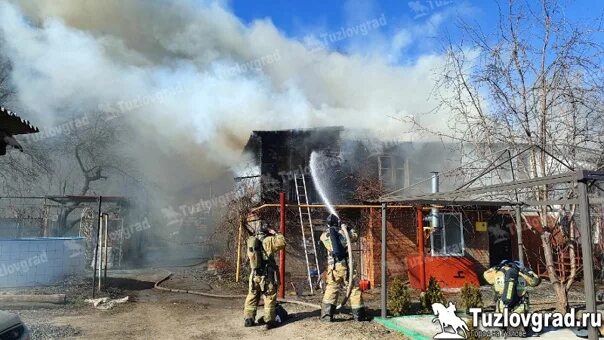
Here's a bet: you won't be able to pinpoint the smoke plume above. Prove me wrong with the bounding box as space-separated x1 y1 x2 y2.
1 0 449 170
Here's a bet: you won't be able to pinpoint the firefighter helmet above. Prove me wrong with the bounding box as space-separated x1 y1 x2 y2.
326 214 340 227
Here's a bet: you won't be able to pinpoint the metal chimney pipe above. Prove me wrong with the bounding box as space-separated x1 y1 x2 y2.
431 172 439 193
431 172 439 229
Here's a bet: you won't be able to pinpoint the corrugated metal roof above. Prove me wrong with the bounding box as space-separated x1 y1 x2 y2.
45 195 128 204
250 126 344 134
0 106 39 135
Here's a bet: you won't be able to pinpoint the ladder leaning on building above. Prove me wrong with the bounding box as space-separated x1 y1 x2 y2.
294 172 322 294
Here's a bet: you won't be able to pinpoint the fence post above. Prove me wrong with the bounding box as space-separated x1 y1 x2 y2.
381 203 387 318
578 176 597 340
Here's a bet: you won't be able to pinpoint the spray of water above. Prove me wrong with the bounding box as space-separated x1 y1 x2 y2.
309 151 338 217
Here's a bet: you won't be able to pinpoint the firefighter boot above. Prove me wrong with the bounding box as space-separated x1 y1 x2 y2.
244 318 255 327
320 303 335 322
352 307 368 321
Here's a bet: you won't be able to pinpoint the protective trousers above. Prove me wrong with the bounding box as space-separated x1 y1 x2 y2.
243 273 278 321
322 262 363 309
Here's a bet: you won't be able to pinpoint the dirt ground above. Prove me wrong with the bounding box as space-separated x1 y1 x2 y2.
4 267 404 340
5 263 595 339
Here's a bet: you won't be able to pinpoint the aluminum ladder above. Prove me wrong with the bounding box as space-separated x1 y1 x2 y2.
294 172 322 294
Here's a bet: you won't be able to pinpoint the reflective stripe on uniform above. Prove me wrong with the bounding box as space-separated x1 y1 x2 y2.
321 263 364 308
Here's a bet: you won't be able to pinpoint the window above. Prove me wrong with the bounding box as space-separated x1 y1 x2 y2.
431 213 465 256
378 155 407 189
378 156 393 187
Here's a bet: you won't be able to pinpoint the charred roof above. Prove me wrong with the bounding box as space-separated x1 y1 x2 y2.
242 126 344 169
243 126 343 154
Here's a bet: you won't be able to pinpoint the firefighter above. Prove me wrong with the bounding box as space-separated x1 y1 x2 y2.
484 260 540 336
243 221 286 330
320 214 367 322
483 260 540 314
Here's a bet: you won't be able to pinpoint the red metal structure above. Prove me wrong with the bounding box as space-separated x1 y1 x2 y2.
416 207 426 290
406 255 480 289
278 192 286 299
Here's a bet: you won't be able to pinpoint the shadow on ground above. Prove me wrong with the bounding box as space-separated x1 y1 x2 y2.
286 307 376 324
105 277 155 291
286 309 321 323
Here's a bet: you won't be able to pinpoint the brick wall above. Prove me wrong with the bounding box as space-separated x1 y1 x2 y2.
361 207 418 285
461 210 491 275
360 207 494 286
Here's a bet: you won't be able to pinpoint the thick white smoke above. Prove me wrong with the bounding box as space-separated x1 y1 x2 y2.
0 0 450 167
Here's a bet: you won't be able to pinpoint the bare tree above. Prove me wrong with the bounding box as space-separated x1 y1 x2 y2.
408 0 604 312
0 49 141 238
0 45 141 239
48 114 139 235
0 49 14 104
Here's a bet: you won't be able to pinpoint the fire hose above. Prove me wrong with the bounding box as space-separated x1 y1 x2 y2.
154 271 321 310
336 223 354 310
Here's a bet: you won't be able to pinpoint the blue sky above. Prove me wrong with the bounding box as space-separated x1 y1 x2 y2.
230 0 604 62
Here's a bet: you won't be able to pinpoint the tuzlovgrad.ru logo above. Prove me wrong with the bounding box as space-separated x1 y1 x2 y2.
468 307 602 334
431 301 602 339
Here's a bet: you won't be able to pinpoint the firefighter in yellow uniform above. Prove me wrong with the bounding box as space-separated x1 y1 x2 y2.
320 214 367 322
484 260 540 336
243 222 286 330
483 260 540 314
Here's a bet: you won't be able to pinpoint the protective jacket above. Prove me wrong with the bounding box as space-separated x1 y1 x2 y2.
320 226 357 265
483 261 540 313
320 225 363 310
243 232 286 322
249 233 285 281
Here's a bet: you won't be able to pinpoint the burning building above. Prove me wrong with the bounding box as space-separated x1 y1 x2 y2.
237 126 459 204
236 126 584 291
236 126 501 290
